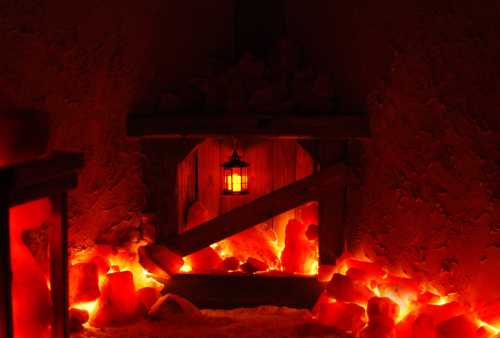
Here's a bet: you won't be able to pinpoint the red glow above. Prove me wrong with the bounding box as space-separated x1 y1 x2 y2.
313 252 500 337
9 199 52 338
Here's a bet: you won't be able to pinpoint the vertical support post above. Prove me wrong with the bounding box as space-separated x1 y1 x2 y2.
50 192 69 338
0 171 13 338
299 140 348 266
141 139 201 242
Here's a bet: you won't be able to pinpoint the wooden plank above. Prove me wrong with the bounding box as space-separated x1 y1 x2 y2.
0 152 84 196
127 114 371 139
50 193 69 338
0 172 13 338
141 139 200 242
163 274 325 309
9 174 78 207
197 139 222 220
272 141 297 245
163 164 347 256
318 187 346 265
177 149 197 231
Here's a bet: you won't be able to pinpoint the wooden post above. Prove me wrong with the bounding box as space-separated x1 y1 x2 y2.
140 139 201 242
50 193 69 338
299 140 348 266
0 171 13 338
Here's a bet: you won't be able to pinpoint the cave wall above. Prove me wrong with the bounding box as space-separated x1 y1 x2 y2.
0 0 234 250
3 0 500 304
288 0 500 303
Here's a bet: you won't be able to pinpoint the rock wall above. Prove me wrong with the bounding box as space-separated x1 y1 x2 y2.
288 0 500 303
0 0 233 250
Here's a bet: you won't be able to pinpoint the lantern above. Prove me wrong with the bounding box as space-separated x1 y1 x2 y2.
221 150 249 195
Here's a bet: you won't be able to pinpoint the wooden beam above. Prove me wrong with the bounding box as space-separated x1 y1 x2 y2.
50 193 69 338
128 114 370 139
140 139 201 242
0 152 84 206
299 140 349 265
163 274 325 309
0 173 13 338
163 164 347 256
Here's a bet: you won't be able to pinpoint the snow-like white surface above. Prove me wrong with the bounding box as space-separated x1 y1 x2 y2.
72 306 351 338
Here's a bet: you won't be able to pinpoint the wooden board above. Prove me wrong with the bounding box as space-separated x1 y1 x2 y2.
141 139 200 241
164 164 346 256
128 114 371 139
49 193 69 338
0 152 84 206
163 274 325 309
0 175 13 338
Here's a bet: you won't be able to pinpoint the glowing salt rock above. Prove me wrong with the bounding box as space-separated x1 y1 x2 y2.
69 262 100 304
141 223 156 244
412 314 437 338
305 224 318 241
318 265 336 282
281 219 313 274
418 291 441 304
395 314 417 338
241 257 268 273
91 271 141 327
142 244 183 276
346 259 386 280
318 301 366 335
138 246 170 279
379 275 420 294
90 255 110 275
10 199 52 338
477 299 500 328
361 297 400 338
477 325 499 338
148 293 202 320
367 297 400 322
137 287 161 311
436 315 477 338
69 308 89 333
185 247 223 273
312 291 331 317
220 257 240 271
299 202 318 226
419 302 463 324
326 273 373 303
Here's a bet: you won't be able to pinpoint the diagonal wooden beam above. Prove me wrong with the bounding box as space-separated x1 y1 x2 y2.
163 164 347 256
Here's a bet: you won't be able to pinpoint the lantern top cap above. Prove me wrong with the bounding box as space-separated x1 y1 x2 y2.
222 150 249 168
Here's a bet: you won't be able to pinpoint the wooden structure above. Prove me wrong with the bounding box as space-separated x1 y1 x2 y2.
129 114 368 266
128 0 369 309
164 273 325 309
0 152 84 338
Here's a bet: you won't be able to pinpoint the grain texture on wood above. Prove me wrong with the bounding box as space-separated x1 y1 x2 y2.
128 114 371 139
163 274 325 309
163 164 347 256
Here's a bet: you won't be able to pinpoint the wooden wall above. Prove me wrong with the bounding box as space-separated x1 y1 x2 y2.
177 139 315 245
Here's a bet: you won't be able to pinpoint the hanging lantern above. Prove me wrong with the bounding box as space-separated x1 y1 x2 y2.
222 150 249 195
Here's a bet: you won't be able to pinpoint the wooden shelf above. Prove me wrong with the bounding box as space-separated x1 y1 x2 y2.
163 273 325 309
0 152 84 206
127 113 370 139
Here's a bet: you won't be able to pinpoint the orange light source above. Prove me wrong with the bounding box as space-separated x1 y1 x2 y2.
222 150 249 195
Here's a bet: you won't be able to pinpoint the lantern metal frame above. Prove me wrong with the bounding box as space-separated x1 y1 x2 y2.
0 152 83 338
221 150 249 195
